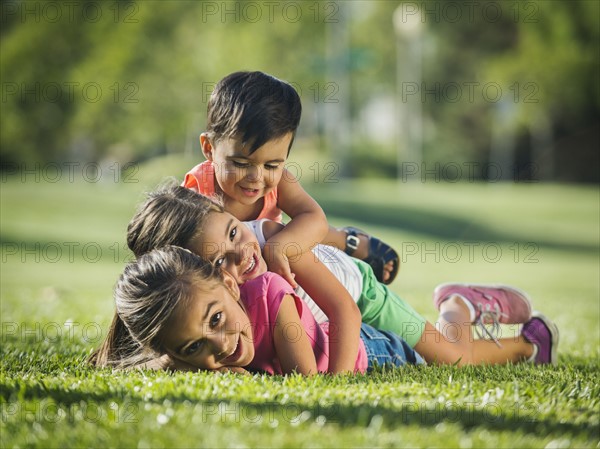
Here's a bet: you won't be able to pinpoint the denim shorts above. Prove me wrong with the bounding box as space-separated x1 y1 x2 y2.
360 323 425 370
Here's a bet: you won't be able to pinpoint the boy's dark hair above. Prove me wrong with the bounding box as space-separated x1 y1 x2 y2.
206 71 302 154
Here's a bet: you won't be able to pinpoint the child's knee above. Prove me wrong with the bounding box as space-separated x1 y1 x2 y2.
441 295 464 309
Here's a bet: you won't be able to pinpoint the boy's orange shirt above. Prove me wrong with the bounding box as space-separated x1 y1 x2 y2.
182 161 283 222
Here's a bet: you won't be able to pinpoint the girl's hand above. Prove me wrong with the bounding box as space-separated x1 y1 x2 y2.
138 354 198 371
217 366 251 375
141 355 250 374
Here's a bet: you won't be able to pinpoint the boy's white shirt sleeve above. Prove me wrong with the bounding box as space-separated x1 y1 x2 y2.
243 219 363 325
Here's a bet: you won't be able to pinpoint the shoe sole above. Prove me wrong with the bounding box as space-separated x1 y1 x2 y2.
341 226 399 285
530 311 559 366
434 282 533 322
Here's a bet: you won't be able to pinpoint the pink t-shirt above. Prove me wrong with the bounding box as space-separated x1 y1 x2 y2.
182 161 283 222
240 272 368 374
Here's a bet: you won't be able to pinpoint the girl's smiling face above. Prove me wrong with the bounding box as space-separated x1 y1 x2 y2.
160 274 255 370
189 211 268 285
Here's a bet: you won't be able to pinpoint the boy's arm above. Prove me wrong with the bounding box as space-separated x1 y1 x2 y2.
274 294 318 375
263 169 329 288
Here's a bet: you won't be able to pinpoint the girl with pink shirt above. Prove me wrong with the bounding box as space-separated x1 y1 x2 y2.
102 245 423 375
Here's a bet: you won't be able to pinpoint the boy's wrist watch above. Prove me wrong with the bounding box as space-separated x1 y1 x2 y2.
344 232 360 256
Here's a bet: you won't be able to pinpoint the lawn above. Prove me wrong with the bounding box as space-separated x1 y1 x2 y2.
1 156 599 448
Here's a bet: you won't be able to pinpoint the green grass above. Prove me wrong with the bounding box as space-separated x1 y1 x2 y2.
1 158 599 448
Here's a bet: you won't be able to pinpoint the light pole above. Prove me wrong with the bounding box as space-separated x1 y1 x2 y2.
325 2 350 178
393 5 424 182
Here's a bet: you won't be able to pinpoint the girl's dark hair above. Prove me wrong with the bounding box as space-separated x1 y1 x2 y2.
91 185 224 368
206 71 302 154
127 184 224 258
90 246 222 368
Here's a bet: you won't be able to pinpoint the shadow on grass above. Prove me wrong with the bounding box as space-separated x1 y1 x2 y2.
318 199 598 255
2 383 596 441
2 359 598 443
2 364 597 442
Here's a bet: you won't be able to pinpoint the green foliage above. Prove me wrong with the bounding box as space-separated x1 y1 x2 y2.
0 0 331 165
484 1 600 127
1 1 598 180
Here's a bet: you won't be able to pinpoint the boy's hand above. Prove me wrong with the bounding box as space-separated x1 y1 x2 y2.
263 242 298 289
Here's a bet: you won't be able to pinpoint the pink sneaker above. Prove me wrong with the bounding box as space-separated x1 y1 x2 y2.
433 283 533 324
434 283 533 345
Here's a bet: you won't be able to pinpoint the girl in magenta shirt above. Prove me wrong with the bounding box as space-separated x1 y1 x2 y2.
103 245 422 375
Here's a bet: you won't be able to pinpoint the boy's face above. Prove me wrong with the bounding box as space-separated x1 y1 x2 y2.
201 133 292 206
161 276 255 370
189 211 268 285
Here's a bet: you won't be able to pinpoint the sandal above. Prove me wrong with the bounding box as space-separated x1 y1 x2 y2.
340 226 400 285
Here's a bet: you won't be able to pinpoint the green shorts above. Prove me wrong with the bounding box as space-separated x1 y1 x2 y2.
354 260 426 348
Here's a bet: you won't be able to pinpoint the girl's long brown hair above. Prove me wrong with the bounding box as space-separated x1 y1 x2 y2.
90 246 222 368
90 185 224 368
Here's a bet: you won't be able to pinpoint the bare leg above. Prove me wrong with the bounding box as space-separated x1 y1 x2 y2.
436 295 472 342
415 296 534 366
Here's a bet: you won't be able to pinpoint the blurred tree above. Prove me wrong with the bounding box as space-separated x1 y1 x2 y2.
1 0 597 182
483 1 600 182
1 0 330 166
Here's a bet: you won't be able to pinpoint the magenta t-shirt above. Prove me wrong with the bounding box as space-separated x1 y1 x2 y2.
240 272 368 374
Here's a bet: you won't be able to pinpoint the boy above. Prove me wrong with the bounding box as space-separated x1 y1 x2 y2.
183 71 399 287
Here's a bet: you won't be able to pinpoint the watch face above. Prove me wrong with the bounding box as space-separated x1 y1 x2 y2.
347 235 360 251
